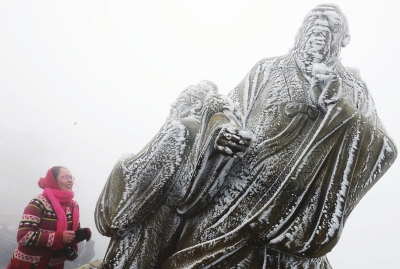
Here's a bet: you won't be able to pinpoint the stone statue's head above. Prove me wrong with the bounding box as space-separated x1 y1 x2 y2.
293 4 350 73
169 80 217 120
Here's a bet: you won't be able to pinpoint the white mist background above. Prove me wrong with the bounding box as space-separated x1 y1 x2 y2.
0 1 399 268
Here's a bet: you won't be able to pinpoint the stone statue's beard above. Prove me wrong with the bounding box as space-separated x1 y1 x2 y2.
294 26 339 79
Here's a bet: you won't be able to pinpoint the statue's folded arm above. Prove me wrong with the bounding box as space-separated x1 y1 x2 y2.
95 120 190 237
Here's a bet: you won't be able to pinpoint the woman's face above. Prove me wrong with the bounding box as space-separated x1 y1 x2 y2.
56 168 74 191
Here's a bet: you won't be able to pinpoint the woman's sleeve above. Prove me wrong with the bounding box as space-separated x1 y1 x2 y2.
17 196 64 249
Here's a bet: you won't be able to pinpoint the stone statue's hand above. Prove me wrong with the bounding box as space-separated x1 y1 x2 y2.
214 126 252 157
318 72 341 104
312 63 342 113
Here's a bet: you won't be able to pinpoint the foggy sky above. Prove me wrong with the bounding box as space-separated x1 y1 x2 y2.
0 1 399 268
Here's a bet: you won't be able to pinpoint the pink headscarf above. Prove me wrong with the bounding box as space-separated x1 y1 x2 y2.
38 167 79 231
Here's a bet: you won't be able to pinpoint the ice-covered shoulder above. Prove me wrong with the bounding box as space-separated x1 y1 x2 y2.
339 63 364 84
337 63 382 123
345 66 361 79
242 56 278 79
256 57 279 71
118 153 136 163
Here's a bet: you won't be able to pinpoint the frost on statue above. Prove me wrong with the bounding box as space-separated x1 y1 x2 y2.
95 4 397 269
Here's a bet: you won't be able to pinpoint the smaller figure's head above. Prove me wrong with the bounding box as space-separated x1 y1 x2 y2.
293 4 350 69
52 166 74 191
169 80 217 120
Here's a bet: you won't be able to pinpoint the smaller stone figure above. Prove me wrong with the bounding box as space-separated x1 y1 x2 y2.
95 81 251 269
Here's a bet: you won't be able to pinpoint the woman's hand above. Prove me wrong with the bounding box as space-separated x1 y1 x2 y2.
62 230 76 243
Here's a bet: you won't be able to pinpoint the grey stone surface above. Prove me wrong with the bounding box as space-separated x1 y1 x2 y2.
95 4 397 269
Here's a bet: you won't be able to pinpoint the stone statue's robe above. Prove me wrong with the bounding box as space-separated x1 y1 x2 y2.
95 95 242 269
162 54 397 269
95 118 200 269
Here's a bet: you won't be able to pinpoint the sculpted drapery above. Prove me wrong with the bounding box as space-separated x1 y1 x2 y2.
95 81 248 268
95 4 396 269
162 54 396 268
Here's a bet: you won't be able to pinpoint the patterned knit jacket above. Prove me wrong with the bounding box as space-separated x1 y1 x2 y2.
7 194 80 269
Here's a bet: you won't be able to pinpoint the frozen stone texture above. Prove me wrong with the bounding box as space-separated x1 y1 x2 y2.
95 4 396 269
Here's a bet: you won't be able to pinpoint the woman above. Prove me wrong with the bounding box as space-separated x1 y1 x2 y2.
7 166 91 269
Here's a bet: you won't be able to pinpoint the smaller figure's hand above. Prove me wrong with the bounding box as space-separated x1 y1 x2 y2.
312 63 342 113
215 126 252 157
62 230 75 243
317 72 341 104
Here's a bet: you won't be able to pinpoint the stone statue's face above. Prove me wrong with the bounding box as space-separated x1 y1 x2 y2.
298 7 345 66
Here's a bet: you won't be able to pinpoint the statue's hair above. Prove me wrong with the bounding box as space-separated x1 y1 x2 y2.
179 80 217 102
292 4 350 51
169 80 218 119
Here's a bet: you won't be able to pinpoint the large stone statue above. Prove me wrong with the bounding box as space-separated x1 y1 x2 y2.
95 4 397 269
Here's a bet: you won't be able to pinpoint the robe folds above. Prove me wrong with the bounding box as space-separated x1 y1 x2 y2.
95 117 199 269
95 93 243 269
162 54 397 269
